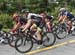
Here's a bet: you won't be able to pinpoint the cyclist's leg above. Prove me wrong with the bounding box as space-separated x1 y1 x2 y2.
30 23 37 31
36 27 42 45
45 18 52 32
67 20 72 32
30 23 37 36
46 21 52 32
30 24 42 45
35 27 42 49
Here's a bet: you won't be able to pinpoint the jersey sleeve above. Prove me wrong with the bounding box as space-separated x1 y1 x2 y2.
27 14 32 19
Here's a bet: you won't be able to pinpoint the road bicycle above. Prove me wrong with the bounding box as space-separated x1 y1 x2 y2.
15 24 56 53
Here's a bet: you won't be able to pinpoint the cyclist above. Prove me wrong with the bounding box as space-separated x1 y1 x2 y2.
21 9 43 49
11 12 27 33
58 8 67 23
58 8 75 34
39 11 54 32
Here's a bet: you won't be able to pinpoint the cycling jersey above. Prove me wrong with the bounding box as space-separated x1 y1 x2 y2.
60 11 75 21
16 16 27 25
26 13 43 26
64 12 74 18
46 15 53 20
27 13 43 19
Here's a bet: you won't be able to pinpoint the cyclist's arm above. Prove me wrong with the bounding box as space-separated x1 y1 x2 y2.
61 15 67 23
58 15 63 23
61 12 68 23
12 22 21 32
22 19 32 31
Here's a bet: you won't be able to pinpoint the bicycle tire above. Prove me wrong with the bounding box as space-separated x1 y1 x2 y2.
8 34 23 47
70 26 75 36
15 36 33 53
55 25 67 39
43 32 56 47
2 32 13 44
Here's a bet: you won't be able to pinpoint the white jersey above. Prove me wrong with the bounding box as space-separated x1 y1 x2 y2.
27 13 43 19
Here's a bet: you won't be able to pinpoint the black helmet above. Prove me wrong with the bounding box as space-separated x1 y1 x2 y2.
21 9 29 13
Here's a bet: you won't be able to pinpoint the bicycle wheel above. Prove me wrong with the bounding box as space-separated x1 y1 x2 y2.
8 33 17 47
43 32 56 47
8 34 23 47
2 37 9 44
55 25 67 39
71 26 75 36
15 36 33 53
2 32 13 44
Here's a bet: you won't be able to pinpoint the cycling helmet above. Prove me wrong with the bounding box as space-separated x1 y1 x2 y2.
59 8 66 12
12 13 19 20
21 9 29 13
51 16 54 19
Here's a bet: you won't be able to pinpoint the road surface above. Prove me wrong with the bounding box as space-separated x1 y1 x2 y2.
0 35 75 55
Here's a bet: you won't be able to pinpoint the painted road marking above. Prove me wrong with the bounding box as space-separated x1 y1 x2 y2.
26 40 75 55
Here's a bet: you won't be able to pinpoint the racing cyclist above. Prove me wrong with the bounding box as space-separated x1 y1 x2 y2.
58 8 75 34
21 9 43 49
11 13 27 33
39 11 54 32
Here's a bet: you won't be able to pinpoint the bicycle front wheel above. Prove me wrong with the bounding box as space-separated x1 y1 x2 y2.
56 26 67 39
15 37 33 53
8 34 18 47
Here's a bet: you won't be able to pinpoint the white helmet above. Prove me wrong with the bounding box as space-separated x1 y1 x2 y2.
59 8 66 12
51 16 54 19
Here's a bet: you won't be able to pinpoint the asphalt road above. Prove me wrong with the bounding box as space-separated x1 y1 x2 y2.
0 34 75 55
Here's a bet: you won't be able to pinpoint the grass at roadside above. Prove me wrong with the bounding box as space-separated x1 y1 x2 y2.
2 28 10 32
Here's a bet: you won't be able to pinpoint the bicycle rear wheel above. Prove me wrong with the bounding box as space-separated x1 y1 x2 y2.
2 32 13 44
43 32 56 47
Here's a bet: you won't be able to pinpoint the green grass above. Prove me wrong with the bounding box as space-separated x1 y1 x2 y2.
2 28 10 32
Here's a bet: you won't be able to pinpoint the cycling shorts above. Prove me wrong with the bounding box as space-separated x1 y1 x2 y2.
31 23 42 32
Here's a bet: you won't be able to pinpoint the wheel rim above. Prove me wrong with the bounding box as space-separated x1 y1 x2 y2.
15 37 33 53
43 32 56 47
